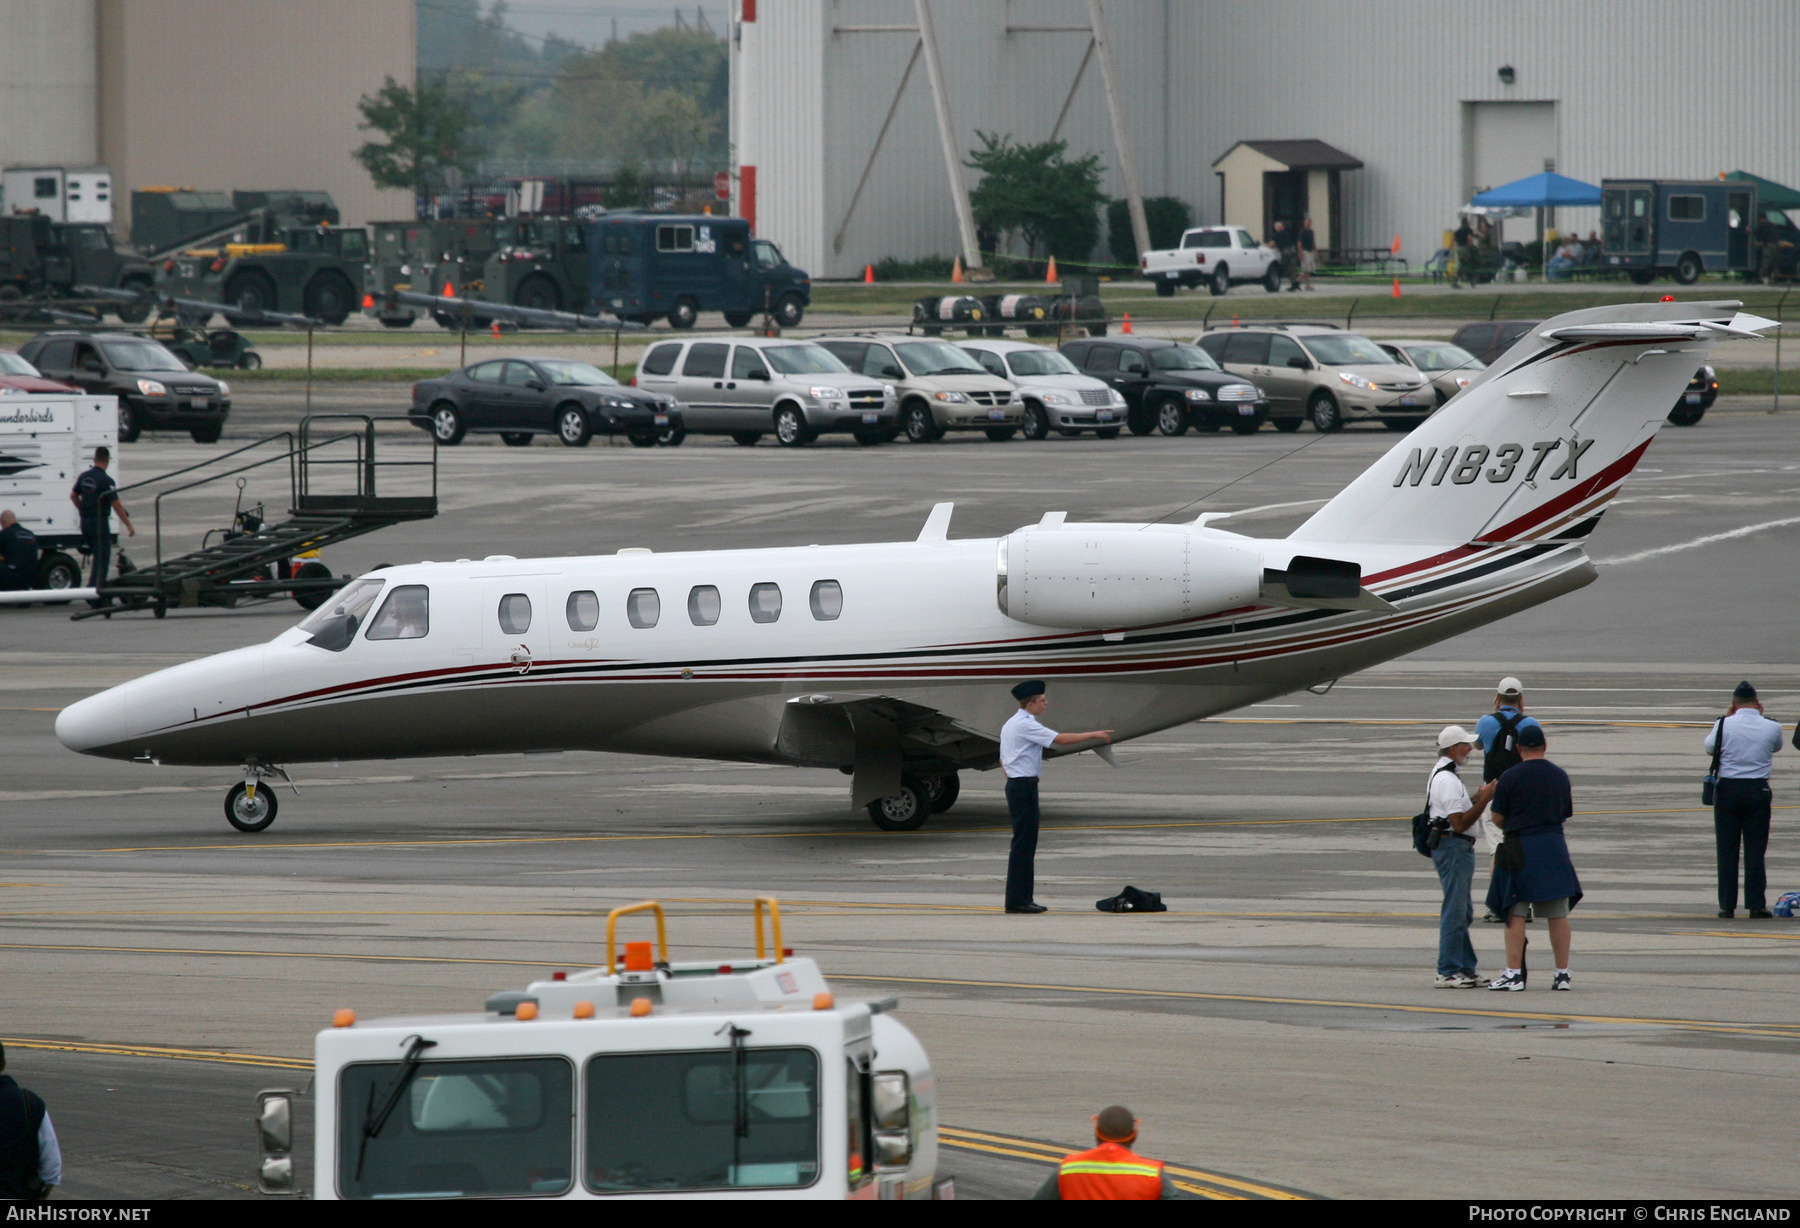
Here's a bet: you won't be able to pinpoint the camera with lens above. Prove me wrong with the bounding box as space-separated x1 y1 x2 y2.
1424 816 1452 852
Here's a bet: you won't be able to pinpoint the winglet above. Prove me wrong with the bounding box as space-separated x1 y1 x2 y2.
1193 512 1234 527
917 502 954 542
1038 511 1067 528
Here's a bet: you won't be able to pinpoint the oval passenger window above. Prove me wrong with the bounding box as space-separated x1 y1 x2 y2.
566 590 598 632
748 582 782 624
809 580 842 620
498 593 532 635
688 584 721 626
626 588 661 629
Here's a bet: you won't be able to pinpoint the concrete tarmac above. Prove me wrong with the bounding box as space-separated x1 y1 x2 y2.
4 404 1800 1199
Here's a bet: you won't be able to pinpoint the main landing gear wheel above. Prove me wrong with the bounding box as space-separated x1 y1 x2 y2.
921 772 961 813
867 776 930 831
225 781 278 832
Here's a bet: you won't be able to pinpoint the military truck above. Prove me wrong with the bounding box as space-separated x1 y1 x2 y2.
478 216 591 313
364 218 506 328
130 189 241 255
0 213 156 322
154 192 365 324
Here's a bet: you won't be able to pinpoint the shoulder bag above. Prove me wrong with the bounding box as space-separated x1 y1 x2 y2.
1703 716 1725 806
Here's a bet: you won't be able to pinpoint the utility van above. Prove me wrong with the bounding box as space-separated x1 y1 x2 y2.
1600 179 1758 284
588 215 811 329
254 899 946 1200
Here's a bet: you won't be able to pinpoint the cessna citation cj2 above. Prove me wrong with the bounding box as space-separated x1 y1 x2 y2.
58 301 1773 833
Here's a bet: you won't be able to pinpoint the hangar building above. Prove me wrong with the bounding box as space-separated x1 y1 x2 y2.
729 0 1800 279
0 0 414 237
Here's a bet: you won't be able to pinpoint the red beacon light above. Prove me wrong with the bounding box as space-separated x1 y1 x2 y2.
1660 295 1675 302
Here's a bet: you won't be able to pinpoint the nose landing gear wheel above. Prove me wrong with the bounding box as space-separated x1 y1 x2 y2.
225 781 278 832
867 776 930 831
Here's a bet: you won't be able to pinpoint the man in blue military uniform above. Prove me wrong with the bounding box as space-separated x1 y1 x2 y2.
69 446 133 601
0 510 38 591
1705 681 1783 919
999 680 1112 914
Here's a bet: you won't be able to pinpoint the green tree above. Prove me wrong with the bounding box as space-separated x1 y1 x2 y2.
353 76 484 202
966 133 1106 264
1107 196 1194 265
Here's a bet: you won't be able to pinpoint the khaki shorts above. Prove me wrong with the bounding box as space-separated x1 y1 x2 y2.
1510 897 1570 919
1300 250 1316 273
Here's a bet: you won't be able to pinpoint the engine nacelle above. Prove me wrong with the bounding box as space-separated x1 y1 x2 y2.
996 525 1263 629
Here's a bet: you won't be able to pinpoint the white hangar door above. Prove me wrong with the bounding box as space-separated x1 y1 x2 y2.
1463 101 1558 243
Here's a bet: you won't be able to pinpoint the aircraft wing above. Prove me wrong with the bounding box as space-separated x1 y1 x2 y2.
778 692 1000 806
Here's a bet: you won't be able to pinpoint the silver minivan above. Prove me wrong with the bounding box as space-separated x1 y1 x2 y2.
634 337 897 446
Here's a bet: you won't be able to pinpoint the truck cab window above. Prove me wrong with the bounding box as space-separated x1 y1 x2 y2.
498 593 532 635
656 225 695 253
566 590 599 632
749 582 781 624
364 585 429 640
688 585 721 626
626 588 660 629
298 578 384 652
338 231 367 261
753 240 783 270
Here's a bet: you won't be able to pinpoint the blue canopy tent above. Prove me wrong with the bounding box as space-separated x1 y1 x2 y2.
1470 172 1603 278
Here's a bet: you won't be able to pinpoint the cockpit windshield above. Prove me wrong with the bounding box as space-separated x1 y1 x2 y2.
297 577 384 651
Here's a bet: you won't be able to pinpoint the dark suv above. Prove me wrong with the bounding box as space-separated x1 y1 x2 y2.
20 331 231 443
1059 337 1268 435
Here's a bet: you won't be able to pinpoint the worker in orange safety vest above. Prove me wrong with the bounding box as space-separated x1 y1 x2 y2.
1032 1104 1185 1199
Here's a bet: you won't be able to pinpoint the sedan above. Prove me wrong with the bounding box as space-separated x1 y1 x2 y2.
1377 340 1484 407
410 356 684 448
0 351 79 394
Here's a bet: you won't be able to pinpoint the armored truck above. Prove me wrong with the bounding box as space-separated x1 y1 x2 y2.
589 215 811 328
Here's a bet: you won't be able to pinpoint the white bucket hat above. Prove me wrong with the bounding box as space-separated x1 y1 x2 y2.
1437 724 1476 750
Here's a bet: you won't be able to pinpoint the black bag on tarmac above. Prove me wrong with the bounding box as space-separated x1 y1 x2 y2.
1096 885 1167 913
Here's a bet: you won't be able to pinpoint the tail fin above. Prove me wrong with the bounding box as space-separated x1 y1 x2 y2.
1292 300 1775 545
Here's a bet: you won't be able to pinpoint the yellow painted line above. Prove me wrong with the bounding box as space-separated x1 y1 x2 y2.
0 1036 309 1071
1686 929 1800 940
831 973 1800 1041
0 941 574 968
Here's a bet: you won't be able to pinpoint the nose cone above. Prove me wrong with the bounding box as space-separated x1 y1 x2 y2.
56 688 138 758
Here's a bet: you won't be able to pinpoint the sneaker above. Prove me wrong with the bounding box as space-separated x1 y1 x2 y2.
1481 910 1505 924
1487 970 1525 992
1433 974 1476 988
1552 971 1572 991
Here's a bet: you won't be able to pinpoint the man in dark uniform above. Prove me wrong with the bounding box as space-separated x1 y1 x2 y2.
0 510 38 591
0 1042 62 1199
69 446 133 600
1452 219 1478 288
1268 220 1299 290
999 680 1112 914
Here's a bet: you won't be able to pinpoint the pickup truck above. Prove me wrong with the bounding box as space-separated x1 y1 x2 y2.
1140 226 1281 297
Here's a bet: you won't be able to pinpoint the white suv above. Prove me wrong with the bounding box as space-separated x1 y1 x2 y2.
957 339 1126 440
818 335 1022 442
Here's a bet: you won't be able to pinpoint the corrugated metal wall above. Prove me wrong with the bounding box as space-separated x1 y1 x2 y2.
0 0 98 177
734 0 828 273
97 0 415 236
737 0 1800 279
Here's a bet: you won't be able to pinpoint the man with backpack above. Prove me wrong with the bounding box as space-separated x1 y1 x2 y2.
1475 678 1541 922
0 1042 61 1200
1425 726 1496 987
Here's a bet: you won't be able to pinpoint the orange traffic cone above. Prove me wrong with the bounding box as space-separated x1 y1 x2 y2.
863 263 875 284
1045 255 1058 284
361 293 374 309
1122 312 1132 334
1232 315 1239 326
443 281 455 297
491 320 501 338
1391 277 1402 298
951 255 965 284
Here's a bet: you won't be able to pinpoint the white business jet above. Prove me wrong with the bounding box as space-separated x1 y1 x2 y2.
57 301 1772 833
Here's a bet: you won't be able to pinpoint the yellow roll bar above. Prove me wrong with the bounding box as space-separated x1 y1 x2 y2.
753 896 785 965
604 900 669 974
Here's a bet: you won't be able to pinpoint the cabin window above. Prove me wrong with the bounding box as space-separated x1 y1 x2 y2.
749 582 782 624
364 585 430 640
687 585 721 626
656 224 695 253
809 580 842 620
626 588 661 629
640 343 681 377
498 593 532 635
1668 195 1705 222
566 590 599 632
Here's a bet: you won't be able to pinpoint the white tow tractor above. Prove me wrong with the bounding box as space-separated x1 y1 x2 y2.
255 899 947 1200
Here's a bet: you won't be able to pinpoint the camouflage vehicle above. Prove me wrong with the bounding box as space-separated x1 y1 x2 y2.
364 219 506 328
479 217 591 313
154 192 365 325
0 214 156 322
